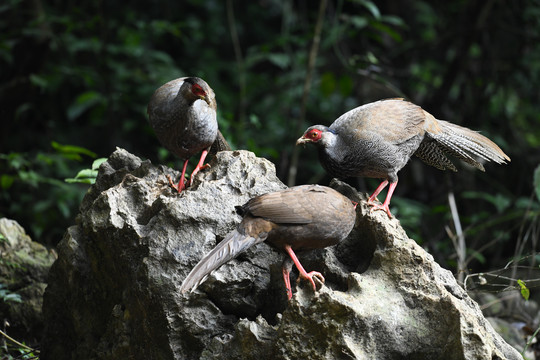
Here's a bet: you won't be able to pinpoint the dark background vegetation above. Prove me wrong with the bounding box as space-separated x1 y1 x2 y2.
1 0 539 283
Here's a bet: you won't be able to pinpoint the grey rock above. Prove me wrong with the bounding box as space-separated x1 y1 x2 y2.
0 218 56 343
41 148 521 360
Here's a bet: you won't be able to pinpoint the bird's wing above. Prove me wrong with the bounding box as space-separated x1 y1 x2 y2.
332 99 428 145
245 185 335 224
147 78 187 119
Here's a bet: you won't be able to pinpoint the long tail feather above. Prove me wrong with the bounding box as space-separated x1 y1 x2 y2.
179 229 263 293
422 115 510 170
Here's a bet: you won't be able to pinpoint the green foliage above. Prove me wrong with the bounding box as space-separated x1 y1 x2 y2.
462 191 512 214
0 328 39 360
51 142 97 161
0 284 22 304
517 279 530 301
65 158 107 184
0 143 98 245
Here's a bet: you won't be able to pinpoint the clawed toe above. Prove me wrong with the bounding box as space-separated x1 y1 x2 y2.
167 175 186 193
369 203 393 218
298 271 325 291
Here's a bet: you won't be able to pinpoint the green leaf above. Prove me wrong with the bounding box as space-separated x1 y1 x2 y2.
350 15 369 29
470 250 486 264
267 53 290 69
18 170 40 187
92 158 108 171
29 73 48 89
51 141 97 158
517 279 530 301
66 91 105 121
365 51 379 65
248 114 261 128
1 152 28 170
354 0 380 19
371 21 403 42
381 15 405 27
0 174 14 189
64 157 105 185
3 292 22 303
65 168 98 184
462 191 511 213
0 284 22 304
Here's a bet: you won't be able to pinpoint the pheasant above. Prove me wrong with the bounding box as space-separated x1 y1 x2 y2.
148 77 228 192
179 185 357 300
297 98 510 217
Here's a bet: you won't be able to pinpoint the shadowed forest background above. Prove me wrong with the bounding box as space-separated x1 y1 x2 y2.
1 0 540 292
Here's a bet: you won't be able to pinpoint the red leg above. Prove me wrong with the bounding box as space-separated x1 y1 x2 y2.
188 150 211 185
369 181 397 218
368 180 389 204
167 159 189 193
282 266 293 300
284 245 324 292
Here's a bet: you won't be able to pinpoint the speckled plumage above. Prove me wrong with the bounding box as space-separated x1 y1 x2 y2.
297 98 510 217
179 185 357 298
148 77 218 162
147 77 225 192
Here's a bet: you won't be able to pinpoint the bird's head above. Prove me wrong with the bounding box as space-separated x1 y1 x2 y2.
296 125 334 146
182 77 215 107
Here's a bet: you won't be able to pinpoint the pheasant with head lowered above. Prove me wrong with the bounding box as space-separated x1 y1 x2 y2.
148 77 229 193
179 185 357 300
297 98 510 217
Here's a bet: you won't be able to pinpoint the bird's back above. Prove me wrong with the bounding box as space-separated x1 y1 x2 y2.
330 99 426 145
246 185 356 251
321 99 427 180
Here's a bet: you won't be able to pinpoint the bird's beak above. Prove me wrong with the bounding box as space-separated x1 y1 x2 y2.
296 136 309 146
200 95 211 105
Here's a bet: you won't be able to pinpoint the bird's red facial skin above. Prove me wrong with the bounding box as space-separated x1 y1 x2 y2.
305 129 322 142
191 84 207 98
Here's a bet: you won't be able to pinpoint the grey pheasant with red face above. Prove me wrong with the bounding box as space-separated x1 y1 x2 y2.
297 98 510 217
148 77 227 192
179 185 357 299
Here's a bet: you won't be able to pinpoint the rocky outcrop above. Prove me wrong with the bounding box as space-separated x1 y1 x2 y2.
41 148 521 360
0 217 56 344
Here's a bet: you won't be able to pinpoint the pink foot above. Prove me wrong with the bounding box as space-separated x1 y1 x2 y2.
368 202 393 218
282 266 293 300
167 175 187 193
298 270 325 291
188 150 211 186
284 245 325 295
367 180 397 218
167 159 190 193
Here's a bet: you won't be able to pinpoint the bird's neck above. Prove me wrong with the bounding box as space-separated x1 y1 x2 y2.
176 92 197 108
318 131 346 162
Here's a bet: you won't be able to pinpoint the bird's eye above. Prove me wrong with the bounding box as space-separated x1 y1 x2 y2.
192 84 206 97
311 130 320 138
